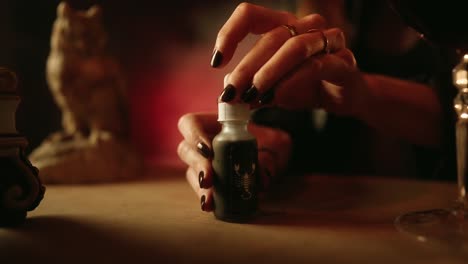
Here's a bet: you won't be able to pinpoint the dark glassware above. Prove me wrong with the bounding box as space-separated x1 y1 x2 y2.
389 0 468 53
388 0 468 243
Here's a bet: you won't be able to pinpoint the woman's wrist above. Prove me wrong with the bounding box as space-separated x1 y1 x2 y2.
347 72 376 123
353 73 443 147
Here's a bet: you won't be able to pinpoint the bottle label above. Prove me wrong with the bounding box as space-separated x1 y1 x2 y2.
213 139 258 219
231 143 256 201
227 140 258 214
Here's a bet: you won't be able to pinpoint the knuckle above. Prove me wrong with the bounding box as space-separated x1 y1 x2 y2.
338 48 357 67
235 2 253 17
311 57 324 72
255 67 275 88
216 29 228 43
328 27 346 48
177 141 187 158
177 113 195 132
185 168 193 183
230 66 252 88
198 159 212 175
309 13 327 28
234 65 250 77
278 11 297 21
224 73 231 86
261 30 281 46
285 36 309 58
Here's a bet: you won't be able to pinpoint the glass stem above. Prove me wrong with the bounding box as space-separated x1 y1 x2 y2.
456 119 467 205
453 54 468 208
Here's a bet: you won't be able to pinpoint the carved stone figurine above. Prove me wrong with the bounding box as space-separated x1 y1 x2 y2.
0 68 45 226
29 2 143 183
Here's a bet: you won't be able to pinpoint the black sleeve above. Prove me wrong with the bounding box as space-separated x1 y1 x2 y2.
251 106 314 176
251 106 370 176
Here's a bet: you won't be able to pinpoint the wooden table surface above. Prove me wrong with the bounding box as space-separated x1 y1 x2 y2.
1 167 467 264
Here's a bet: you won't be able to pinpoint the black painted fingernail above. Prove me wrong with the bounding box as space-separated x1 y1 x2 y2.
199 171 205 189
200 195 207 211
220 84 236 102
210 49 223 68
197 142 212 159
258 88 275 105
241 85 259 103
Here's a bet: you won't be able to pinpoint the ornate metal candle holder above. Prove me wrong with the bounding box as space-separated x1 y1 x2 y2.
0 68 45 226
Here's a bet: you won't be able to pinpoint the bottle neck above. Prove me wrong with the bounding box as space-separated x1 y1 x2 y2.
220 120 249 132
218 120 255 142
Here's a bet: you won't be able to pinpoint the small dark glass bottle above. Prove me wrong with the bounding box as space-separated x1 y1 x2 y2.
212 103 258 222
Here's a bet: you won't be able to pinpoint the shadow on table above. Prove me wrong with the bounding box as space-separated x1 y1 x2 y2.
251 174 450 229
38 165 187 186
1 215 176 264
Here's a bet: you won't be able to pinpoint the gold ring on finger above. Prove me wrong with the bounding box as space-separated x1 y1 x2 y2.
281 24 298 38
306 29 330 54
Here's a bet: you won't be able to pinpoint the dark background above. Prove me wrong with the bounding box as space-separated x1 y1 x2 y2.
0 0 293 165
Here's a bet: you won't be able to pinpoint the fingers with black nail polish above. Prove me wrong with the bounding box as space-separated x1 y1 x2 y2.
211 50 223 68
199 171 205 189
241 85 259 103
220 84 236 102
258 88 275 105
201 195 207 211
196 142 212 159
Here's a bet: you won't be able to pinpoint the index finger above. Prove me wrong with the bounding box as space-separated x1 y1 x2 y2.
177 112 220 157
211 2 296 68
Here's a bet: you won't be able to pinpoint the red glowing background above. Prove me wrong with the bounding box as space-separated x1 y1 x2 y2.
1 1 266 168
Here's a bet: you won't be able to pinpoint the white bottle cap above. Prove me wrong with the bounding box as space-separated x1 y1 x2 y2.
218 103 250 121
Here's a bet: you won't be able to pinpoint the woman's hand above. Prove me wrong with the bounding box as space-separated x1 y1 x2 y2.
212 3 443 147
211 3 368 119
177 112 292 212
